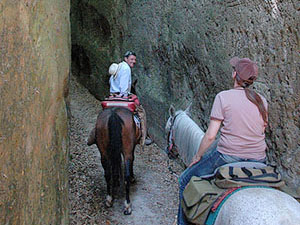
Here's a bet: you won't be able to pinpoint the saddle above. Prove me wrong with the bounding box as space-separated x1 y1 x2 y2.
101 94 140 112
213 162 285 188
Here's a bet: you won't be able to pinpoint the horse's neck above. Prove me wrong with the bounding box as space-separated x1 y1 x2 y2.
173 112 205 165
173 112 204 137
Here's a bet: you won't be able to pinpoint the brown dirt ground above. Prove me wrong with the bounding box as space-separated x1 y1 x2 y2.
68 75 183 225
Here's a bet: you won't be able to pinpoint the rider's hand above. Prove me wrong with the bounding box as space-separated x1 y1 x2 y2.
189 154 201 167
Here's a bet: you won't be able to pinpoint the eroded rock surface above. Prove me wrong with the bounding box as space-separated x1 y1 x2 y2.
0 1 70 224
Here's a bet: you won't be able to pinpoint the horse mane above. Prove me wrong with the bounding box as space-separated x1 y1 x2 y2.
172 110 205 166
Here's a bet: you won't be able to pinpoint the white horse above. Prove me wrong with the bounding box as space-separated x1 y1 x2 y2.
166 104 300 225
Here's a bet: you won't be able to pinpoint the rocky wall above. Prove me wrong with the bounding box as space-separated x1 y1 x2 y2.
0 0 70 224
71 0 299 190
71 0 127 99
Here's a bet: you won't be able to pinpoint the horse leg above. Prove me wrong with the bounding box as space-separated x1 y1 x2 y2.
129 152 136 184
124 158 132 215
112 158 121 196
101 157 113 207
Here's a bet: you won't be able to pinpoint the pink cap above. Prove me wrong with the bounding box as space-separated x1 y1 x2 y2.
230 57 258 80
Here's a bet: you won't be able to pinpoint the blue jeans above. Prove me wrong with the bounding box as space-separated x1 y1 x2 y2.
177 147 266 225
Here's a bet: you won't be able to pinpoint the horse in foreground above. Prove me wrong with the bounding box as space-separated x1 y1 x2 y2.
88 106 141 215
165 104 300 225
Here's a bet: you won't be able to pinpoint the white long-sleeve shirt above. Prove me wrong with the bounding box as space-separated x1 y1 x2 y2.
109 61 131 96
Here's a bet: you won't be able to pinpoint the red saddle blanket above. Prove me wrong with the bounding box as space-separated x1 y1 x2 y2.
101 94 140 112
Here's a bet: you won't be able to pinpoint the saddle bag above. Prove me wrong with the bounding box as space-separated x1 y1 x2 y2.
182 177 224 225
214 165 285 188
182 164 286 225
101 94 140 112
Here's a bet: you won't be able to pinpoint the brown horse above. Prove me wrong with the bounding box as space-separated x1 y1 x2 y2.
91 106 141 215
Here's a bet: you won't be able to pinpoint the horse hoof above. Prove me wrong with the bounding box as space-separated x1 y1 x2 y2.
124 200 132 215
105 201 113 208
105 195 113 208
123 208 132 215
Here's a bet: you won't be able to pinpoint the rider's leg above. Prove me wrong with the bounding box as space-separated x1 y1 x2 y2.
136 105 147 146
87 127 96 146
177 148 227 225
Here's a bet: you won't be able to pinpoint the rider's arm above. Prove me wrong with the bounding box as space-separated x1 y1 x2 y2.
189 119 221 167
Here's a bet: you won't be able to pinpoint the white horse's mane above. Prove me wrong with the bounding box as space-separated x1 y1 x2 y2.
172 110 204 166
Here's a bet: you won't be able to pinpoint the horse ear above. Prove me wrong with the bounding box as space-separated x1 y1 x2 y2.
185 102 192 115
169 104 176 117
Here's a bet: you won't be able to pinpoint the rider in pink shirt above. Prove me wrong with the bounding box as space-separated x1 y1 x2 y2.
177 57 268 225
210 86 267 160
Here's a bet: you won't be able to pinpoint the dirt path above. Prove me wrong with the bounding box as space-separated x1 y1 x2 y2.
68 75 183 225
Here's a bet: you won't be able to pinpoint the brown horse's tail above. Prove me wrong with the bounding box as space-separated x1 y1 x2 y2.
108 109 124 187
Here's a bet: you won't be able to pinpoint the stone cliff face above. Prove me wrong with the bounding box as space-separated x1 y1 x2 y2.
0 1 70 224
71 1 299 189
71 0 127 99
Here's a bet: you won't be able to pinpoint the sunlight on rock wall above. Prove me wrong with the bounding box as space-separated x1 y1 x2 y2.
0 1 70 224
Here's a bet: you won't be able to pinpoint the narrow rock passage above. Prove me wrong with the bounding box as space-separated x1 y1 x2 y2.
69 75 183 225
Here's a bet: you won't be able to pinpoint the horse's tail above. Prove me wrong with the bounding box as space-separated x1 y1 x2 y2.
108 109 124 187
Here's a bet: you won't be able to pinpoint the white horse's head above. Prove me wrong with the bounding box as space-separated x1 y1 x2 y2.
165 103 192 134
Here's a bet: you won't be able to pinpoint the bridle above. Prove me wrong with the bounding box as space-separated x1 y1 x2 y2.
165 112 184 177
166 112 181 158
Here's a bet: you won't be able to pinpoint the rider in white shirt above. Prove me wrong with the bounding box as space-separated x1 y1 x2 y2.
109 51 136 96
